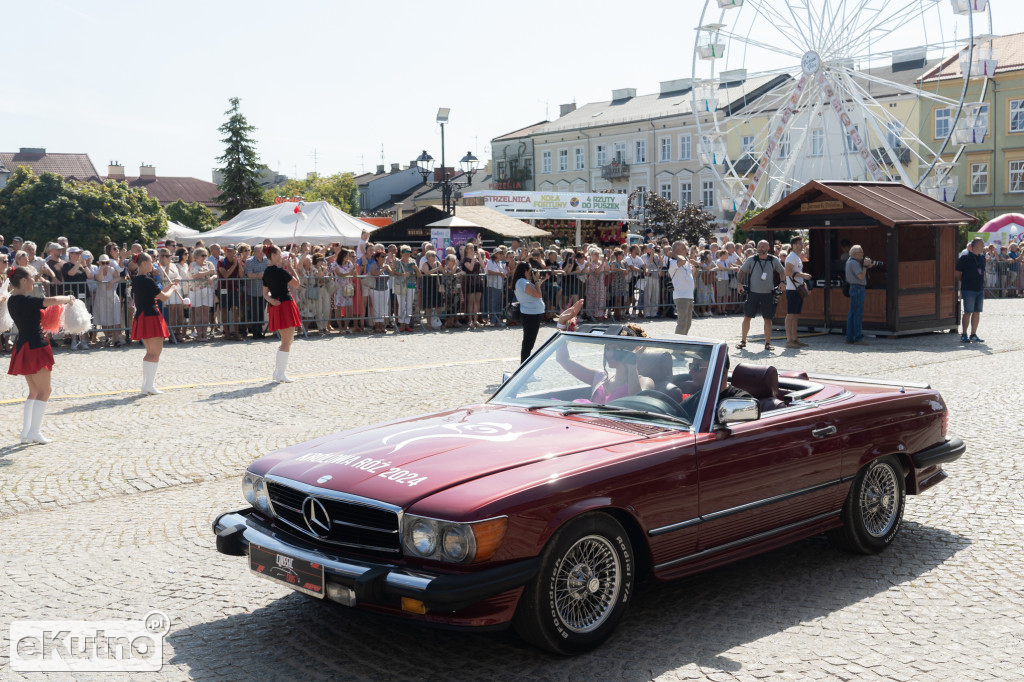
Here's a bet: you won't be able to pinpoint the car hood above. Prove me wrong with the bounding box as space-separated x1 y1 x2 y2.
253 404 650 509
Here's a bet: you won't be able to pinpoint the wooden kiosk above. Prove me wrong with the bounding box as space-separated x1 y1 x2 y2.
742 181 977 336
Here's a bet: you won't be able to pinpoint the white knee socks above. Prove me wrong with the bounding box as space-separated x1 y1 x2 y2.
25 399 50 444
142 361 162 395
274 350 294 383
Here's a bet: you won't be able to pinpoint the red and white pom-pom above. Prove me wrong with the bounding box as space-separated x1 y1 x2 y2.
40 304 64 335
61 298 93 335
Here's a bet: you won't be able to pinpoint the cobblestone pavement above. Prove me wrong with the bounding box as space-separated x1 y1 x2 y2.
1 301 1022 681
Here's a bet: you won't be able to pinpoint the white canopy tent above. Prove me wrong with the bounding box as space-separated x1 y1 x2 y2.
164 220 201 240
193 201 372 246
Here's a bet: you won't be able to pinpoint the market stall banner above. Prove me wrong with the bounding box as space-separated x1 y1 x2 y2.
464 191 628 221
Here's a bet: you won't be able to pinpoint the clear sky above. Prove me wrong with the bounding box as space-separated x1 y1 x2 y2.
2 0 1022 182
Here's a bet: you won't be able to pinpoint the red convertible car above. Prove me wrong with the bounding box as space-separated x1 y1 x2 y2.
214 328 964 654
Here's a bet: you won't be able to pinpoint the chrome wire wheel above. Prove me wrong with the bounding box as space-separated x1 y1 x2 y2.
860 463 900 537
553 534 622 634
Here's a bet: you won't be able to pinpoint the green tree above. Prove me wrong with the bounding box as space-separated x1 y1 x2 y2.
734 206 798 246
264 173 361 214
165 199 218 231
216 97 265 220
628 189 715 245
0 167 165 254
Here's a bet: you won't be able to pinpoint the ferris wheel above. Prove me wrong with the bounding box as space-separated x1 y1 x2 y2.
691 0 995 224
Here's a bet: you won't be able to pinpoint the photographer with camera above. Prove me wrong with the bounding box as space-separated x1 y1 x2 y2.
737 240 785 352
844 245 878 346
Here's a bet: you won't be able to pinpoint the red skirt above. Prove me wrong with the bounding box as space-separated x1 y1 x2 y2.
267 299 302 331
131 313 169 340
8 343 55 376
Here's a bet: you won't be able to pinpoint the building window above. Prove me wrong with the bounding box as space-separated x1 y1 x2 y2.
596 144 606 167
634 140 647 164
614 142 627 163
701 179 715 207
886 122 904 149
659 137 671 162
496 160 506 180
541 151 552 174
1009 160 1024 192
970 163 989 194
935 108 951 139
679 135 691 161
811 129 824 156
574 146 585 170
741 136 754 154
680 180 692 204
558 149 569 172
660 182 672 200
1010 100 1024 133
845 125 860 153
634 185 646 207
778 133 791 159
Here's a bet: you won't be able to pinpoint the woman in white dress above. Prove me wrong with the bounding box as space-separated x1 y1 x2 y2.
162 248 189 340
330 249 356 334
188 247 217 340
92 254 125 346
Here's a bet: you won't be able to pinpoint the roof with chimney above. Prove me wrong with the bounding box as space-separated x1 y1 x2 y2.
353 163 419 187
0 148 101 182
105 170 221 208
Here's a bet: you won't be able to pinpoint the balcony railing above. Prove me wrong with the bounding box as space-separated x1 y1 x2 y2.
601 161 630 179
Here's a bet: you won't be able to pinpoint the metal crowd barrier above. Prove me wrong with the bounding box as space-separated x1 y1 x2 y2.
0 264 815 349
986 261 1024 297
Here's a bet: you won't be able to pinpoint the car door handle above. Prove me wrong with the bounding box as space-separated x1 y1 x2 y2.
812 426 837 438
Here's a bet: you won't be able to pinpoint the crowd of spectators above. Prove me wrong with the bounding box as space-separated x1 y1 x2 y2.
983 241 1024 297
2 228 1017 350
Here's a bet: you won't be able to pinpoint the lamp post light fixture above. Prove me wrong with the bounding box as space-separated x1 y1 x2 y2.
414 108 480 215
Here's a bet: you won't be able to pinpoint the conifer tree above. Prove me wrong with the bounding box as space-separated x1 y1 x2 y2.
215 97 264 220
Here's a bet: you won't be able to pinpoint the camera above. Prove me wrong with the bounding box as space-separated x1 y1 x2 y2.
870 259 884 268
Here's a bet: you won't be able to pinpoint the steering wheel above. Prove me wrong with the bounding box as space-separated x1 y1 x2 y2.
608 389 687 419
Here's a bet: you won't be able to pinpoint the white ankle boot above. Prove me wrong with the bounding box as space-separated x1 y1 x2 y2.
142 361 163 394
20 400 35 443
26 399 51 444
274 350 294 383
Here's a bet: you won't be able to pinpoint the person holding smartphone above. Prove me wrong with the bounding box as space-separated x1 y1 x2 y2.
514 261 548 363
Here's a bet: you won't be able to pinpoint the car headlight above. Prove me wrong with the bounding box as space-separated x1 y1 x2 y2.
401 514 508 564
410 519 437 555
242 473 257 505
442 525 472 562
252 476 273 515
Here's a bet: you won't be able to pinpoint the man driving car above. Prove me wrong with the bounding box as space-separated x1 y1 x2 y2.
680 357 753 423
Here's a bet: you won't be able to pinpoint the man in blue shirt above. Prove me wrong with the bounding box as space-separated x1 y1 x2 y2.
955 237 986 343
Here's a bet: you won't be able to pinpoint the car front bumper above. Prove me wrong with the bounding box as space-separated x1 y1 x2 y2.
213 509 539 617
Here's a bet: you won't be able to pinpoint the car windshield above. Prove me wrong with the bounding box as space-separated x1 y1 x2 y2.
490 333 715 425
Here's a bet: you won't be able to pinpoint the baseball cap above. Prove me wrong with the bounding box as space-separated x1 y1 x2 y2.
67 246 82 254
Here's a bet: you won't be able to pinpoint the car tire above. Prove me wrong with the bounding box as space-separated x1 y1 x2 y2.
512 513 634 655
828 456 906 554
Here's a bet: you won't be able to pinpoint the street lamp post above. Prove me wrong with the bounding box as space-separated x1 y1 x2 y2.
415 108 480 216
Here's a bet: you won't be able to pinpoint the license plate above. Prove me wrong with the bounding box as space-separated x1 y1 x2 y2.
249 544 325 598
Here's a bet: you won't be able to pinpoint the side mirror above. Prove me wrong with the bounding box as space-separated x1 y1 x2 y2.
717 398 760 424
